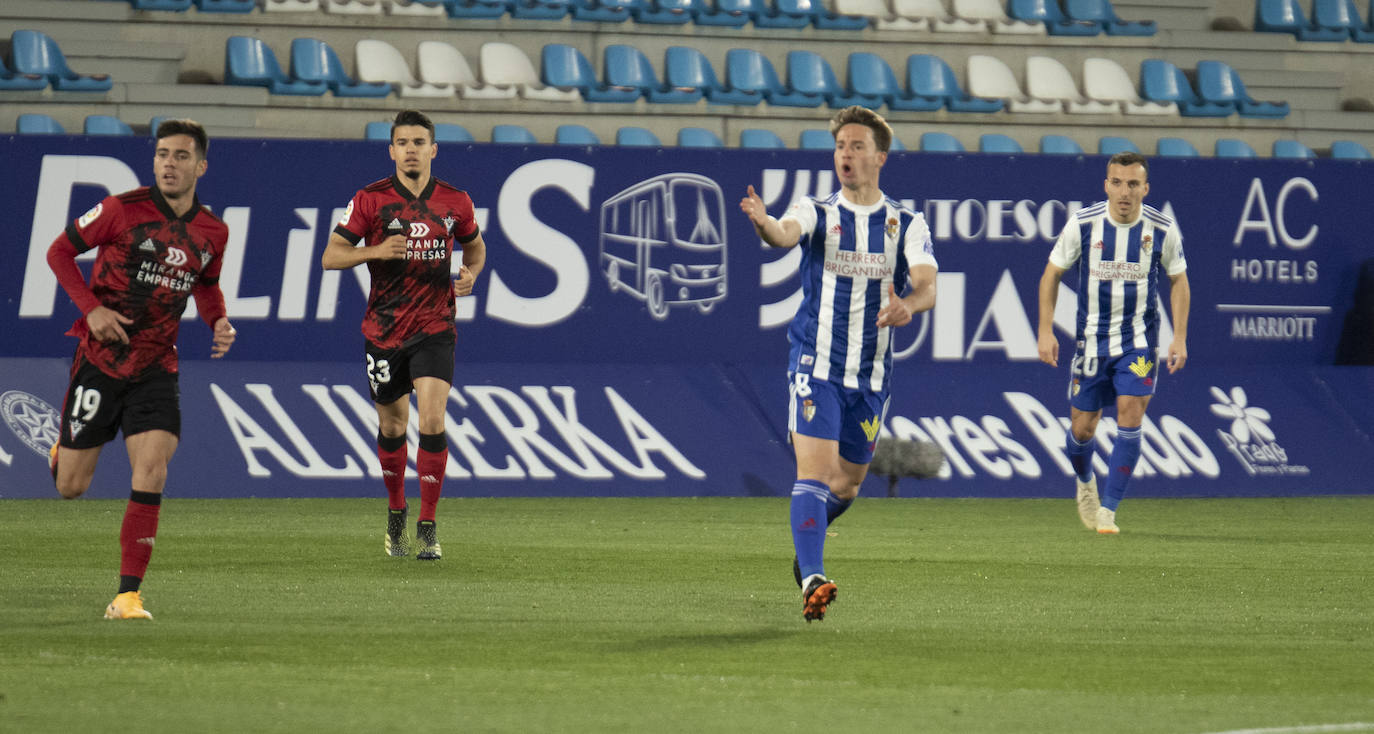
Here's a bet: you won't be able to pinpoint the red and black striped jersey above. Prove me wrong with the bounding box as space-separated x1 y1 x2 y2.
61 186 228 379
333 175 480 350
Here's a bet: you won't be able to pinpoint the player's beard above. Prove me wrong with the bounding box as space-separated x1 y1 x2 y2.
403 168 421 181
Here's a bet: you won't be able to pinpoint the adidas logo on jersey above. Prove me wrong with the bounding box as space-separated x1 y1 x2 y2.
387 218 403 232
139 239 156 253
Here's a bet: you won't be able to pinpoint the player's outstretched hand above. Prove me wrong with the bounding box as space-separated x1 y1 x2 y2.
452 265 476 298
374 234 409 261
739 185 768 227
211 318 236 359
1037 331 1058 367
876 283 913 328
87 306 133 345
1167 339 1187 373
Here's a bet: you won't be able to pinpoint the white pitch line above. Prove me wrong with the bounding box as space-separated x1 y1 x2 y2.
1198 723 1374 734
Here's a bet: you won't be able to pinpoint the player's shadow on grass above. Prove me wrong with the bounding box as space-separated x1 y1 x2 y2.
613 628 798 652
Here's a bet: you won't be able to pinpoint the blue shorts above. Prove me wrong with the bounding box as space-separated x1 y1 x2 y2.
787 371 888 465
1068 348 1159 413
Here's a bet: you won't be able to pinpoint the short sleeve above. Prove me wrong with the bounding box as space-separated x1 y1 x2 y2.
778 198 817 241
1048 215 1082 270
902 213 937 270
332 190 371 245
1162 223 1186 276
65 195 123 253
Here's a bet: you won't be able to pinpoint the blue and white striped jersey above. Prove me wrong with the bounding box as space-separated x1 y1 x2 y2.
1049 202 1186 358
781 191 937 393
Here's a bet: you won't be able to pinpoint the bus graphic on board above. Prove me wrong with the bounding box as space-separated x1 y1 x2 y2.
598 173 727 320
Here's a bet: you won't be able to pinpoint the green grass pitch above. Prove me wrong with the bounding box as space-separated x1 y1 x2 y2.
1 496 1371 733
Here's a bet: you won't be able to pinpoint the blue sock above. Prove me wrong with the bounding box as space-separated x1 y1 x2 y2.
791 480 830 580
1101 425 1142 511
1066 429 1094 483
825 491 852 524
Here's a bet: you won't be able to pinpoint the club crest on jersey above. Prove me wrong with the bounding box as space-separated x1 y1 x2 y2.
77 203 103 229
1072 379 1081 396
1092 240 1104 250
1128 355 1154 377
802 399 815 422
1141 234 1153 253
442 215 456 234
886 217 899 238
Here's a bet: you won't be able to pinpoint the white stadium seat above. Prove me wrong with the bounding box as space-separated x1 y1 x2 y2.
967 54 1061 113
479 42 579 102
417 41 517 99
1026 56 1118 114
1082 57 1177 116
951 0 1045 33
355 39 455 98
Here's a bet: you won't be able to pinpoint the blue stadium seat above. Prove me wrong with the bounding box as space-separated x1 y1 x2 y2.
10 30 113 92
542 44 639 102
979 133 1022 153
556 124 601 144
1313 0 1374 40
435 123 475 142
1007 0 1102 34
616 127 662 146
1272 139 1316 158
224 37 327 95
633 0 696 23
0 53 47 90
753 0 813 26
604 45 698 103
1195 61 1289 118
131 0 192 9
664 46 754 105
1039 135 1084 154
846 53 941 112
786 51 881 108
364 121 392 140
572 0 640 21
148 116 173 136
799 129 834 149
445 0 509 17
720 48 790 106
290 39 391 97
1156 137 1199 157
906 54 1003 113
492 124 538 143
1330 140 1373 159
739 129 786 148
195 0 257 12
677 127 724 147
1254 0 1349 39
1139 59 1234 117
510 0 571 18
888 135 906 151
17 113 64 134
920 132 964 152
695 0 756 26
1214 138 1258 158
773 0 868 28
84 115 134 135
1063 0 1155 34
1098 136 1139 154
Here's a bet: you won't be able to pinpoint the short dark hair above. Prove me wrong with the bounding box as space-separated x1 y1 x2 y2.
1107 152 1149 178
828 105 893 153
155 119 208 158
391 109 435 144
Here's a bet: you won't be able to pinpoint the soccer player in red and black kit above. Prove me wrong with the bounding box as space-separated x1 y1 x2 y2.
46 119 237 620
322 110 486 560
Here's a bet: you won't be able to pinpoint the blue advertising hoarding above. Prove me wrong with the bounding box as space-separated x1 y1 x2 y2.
2 137 1370 498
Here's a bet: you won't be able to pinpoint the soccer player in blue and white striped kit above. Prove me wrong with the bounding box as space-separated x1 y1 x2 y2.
1037 152 1191 534
741 107 937 621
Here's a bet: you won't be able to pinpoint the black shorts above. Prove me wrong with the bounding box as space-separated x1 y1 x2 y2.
364 330 456 405
59 358 181 449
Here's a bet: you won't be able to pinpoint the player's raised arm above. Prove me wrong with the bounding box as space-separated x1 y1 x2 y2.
740 185 801 249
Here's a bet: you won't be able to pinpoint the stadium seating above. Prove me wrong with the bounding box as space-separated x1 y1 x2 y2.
633 0 696 23
132 0 192 9
1156 137 1200 157
1272 139 1316 158
555 124 601 144
571 0 640 21
979 133 1022 153
224 37 327 95
1194 61 1290 118
510 0 571 18
846 53 942 111
835 0 924 30
262 0 323 11
364 121 392 141
355 39 452 97
435 122 475 142
324 0 384 14
740 128 787 148
0 53 46 91
543 44 639 102
662 46 746 105
952 0 1046 33
1139 59 1234 117
1082 58 1175 115
770 0 869 28
445 0 509 18
1314 0 1374 40
720 48 795 106
84 115 134 135
967 54 1060 113
677 127 725 147
889 135 907 151
887 0 985 31
604 45 698 103
416 41 514 99
491 124 538 143
388 0 448 15
1063 0 1155 35
1098 136 1139 154
148 116 173 136
696 0 757 26
10 30 113 92
195 0 257 11
616 127 661 146
1007 0 1101 34
291 38 392 97
920 131 964 152
1039 134 1083 154
1330 140 1373 158
799 129 834 149
16 113 64 134
785 50 880 108
1214 138 1258 158
907 54 1003 112
1254 0 1350 40
1025 56 1117 114
480 43 578 101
